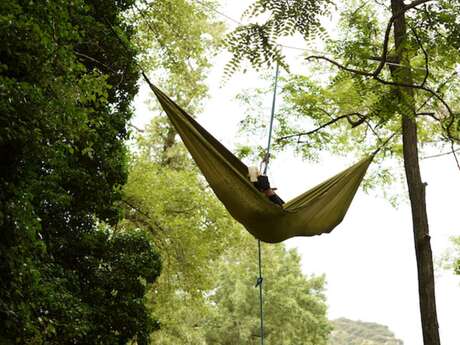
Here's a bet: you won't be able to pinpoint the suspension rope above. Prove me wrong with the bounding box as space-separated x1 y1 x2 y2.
255 60 280 345
263 62 280 175
255 239 264 345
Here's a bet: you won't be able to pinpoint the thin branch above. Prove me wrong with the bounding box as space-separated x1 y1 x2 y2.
74 51 117 74
417 112 441 121
276 112 367 142
451 141 460 171
317 107 367 127
409 24 429 87
121 199 169 234
445 107 459 142
128 123 145 133
372 75 455 118
304 55 450 121
305 55 373 77
362 117 382 139
350 2 370 20
373 0 390 10
416 70 458 112
420 147 460 160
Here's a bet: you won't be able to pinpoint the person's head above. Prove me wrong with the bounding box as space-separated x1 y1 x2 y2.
248 166 260 182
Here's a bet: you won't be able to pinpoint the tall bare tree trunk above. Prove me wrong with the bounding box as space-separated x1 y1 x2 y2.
390 1 440 344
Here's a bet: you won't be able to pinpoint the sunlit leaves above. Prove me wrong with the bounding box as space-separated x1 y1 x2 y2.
132 0 224 110
123 128 245 344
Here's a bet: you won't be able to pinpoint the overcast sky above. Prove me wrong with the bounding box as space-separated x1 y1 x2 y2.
133 1 460 344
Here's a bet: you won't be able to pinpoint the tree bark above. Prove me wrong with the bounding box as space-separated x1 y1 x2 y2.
390 1 441 344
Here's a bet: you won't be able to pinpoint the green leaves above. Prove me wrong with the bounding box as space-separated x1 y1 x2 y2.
224 0 333 74
122 152 246 343
229 0 460 198
440 236 460 276
132 0 224 111
77 71 109 105
0 0 160 344
205 243 331 345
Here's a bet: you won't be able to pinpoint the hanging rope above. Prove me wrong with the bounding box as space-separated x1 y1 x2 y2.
262 62 280 175
256 61 280 345
255 239 264 345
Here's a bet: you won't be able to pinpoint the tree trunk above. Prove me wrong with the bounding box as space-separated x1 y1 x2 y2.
161 125 177 166
390 1 441 344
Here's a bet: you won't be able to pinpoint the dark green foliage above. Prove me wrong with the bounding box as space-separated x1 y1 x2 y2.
0 0 161 343
329 318 403 345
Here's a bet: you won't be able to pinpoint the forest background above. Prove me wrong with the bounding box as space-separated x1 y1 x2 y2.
1 0 459 345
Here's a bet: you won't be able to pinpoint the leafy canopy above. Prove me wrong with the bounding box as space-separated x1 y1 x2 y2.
0 0 161 343
204 242 331 345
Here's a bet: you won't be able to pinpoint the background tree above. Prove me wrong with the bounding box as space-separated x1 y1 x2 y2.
329 318 403 345
225 1 460 344
204 241 331 345
119 2 244 342
0 1 161 343
440 236 460 277
121 137 245 344
450 237 460 276
129 0 224 164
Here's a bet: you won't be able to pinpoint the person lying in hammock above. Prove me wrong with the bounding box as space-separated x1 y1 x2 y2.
248 167 285 206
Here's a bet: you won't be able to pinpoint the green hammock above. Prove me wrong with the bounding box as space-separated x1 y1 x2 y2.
149 83 373 243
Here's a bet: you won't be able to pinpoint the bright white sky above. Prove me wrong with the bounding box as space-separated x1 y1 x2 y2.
133 1 460 344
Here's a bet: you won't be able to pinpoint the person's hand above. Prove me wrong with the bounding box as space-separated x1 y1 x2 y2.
263 188 276 197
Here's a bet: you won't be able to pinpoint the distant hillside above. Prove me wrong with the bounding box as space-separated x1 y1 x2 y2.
329 318 403 345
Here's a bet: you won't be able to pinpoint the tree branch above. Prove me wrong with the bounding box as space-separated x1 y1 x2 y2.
304 56 455 137
121 199 169 234
451 141 460 171
276 112 367 142
417 112 441 121
305 55 373 77
415 71 457 116
128 123 145 133
74 51 117 74
420 144 460 172
409 24 429 87
372 75 455 119
421 147 460 160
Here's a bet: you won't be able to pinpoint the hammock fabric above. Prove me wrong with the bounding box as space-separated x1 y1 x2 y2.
149 83 373 243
